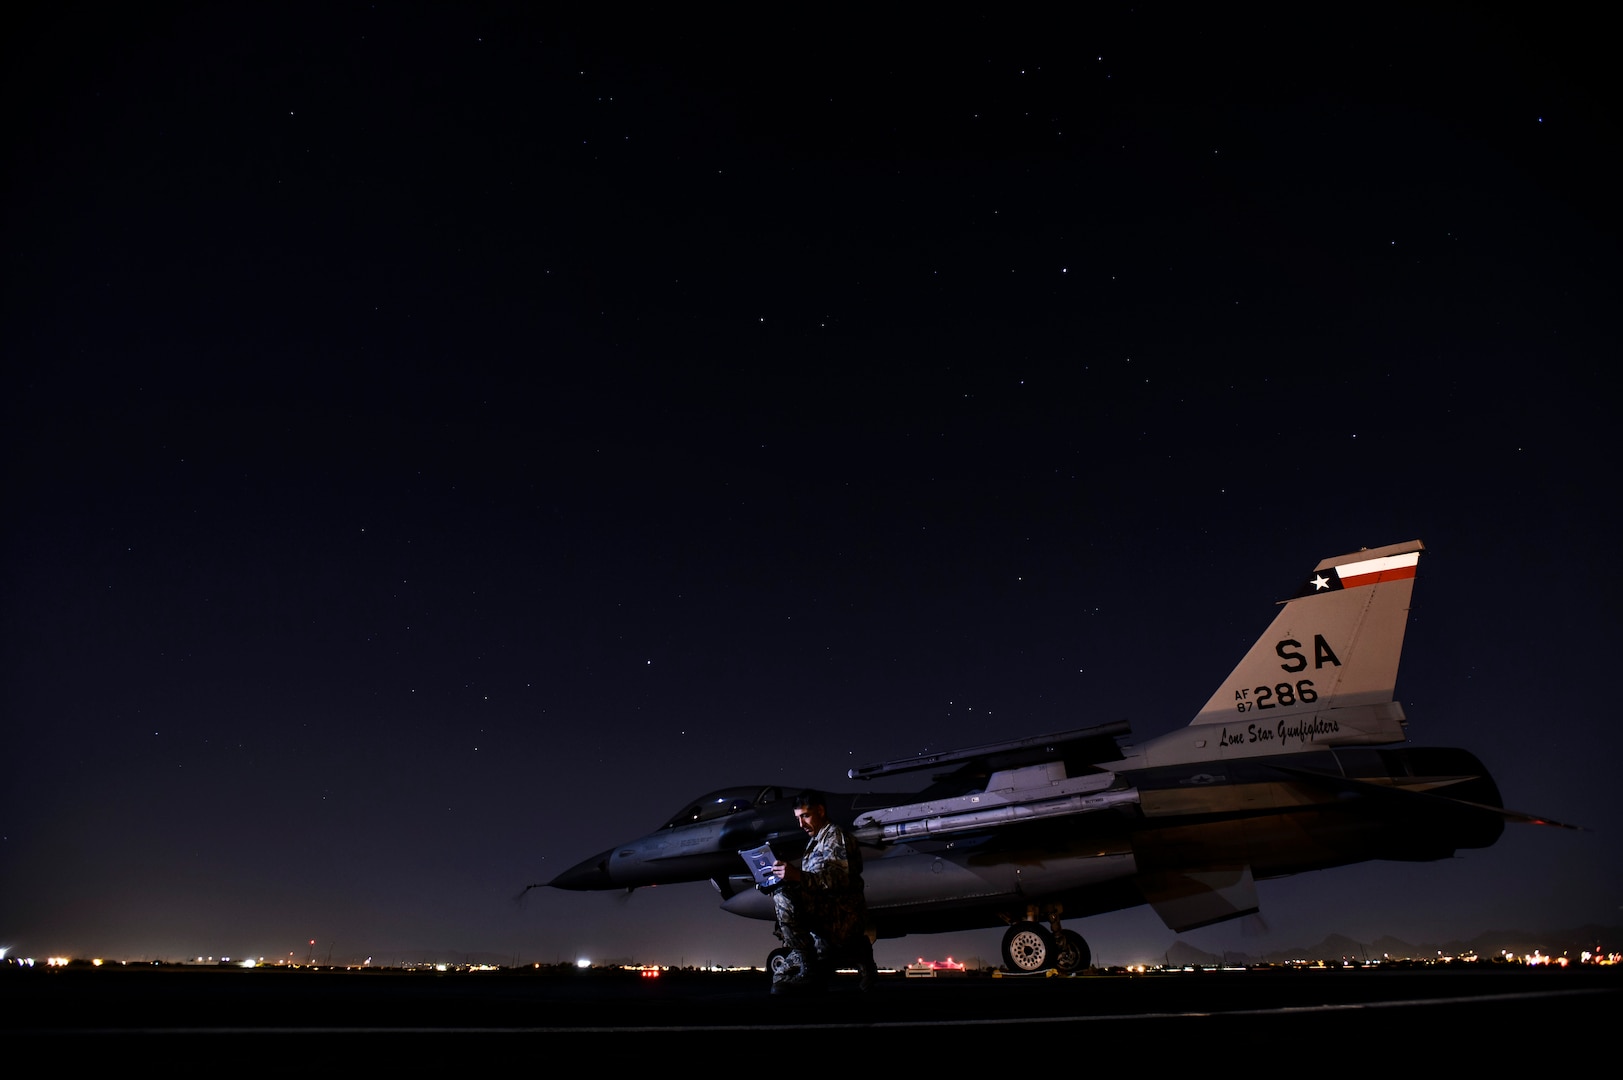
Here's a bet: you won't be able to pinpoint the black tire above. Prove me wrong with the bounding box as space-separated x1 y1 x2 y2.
1001 922 1056 972
1054 929 1091 973
767 947 796 978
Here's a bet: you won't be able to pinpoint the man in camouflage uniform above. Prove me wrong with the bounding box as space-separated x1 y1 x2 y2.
768 789 877 992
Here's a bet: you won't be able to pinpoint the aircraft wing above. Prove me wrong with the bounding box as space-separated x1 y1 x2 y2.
848 721 1130 782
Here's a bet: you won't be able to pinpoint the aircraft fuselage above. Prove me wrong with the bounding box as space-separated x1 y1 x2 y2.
554 743 1506 939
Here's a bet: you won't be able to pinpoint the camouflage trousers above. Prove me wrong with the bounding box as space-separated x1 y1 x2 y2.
771 884 870 986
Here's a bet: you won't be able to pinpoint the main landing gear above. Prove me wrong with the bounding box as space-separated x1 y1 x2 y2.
1000 914 1092 974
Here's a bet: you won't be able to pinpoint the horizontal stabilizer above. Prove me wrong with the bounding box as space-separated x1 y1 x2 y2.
1268 764 1582 830
1488 807 1585 830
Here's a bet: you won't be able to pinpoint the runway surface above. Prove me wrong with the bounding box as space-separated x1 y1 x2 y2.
10 965 1613 1058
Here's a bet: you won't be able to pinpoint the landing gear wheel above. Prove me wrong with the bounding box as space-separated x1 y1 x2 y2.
767 947 796 979
1001 922 1056 972
1054 929 1091 974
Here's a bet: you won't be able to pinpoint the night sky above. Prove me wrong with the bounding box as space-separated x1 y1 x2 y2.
4 4 1617 968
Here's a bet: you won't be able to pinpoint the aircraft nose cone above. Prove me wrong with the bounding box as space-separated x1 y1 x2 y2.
546 849 616 890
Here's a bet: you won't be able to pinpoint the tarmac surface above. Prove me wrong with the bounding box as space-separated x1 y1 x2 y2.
9 964 1614 1058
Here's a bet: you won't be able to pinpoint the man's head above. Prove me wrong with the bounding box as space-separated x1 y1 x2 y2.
793 789 828 835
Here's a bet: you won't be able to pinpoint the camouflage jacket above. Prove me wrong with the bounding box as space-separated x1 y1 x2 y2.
798 822 865 903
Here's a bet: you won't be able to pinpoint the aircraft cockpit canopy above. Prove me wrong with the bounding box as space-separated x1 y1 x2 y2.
662 786 783 829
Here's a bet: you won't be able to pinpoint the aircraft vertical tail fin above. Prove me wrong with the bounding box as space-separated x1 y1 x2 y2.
1170 541 1424 760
